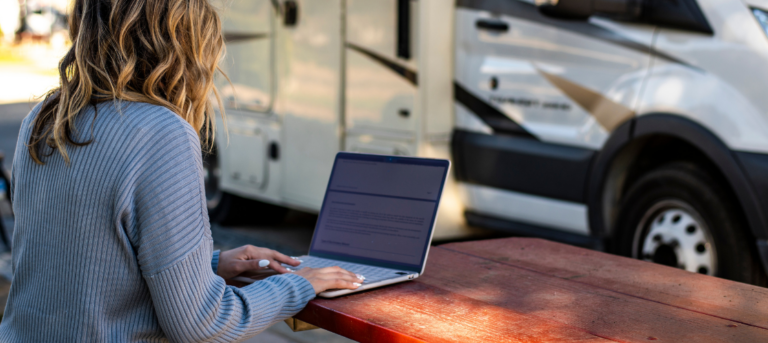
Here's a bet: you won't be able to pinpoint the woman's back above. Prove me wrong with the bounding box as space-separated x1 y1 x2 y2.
5 101 177 341
0 0 368 340
0 101 315 342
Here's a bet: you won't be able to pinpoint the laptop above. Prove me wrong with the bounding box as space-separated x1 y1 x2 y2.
236 152 450 298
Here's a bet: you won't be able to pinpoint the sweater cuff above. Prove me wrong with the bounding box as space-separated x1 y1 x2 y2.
281 273 317 302
230 272 316 327
211 250 220 274
242 273 316 306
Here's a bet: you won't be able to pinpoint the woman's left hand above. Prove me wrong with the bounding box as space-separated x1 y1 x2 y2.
216 245 301 280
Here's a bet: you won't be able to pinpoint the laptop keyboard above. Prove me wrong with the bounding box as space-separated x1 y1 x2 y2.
285 256 412 284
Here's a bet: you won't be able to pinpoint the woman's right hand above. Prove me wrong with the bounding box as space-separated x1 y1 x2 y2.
293 266 365 294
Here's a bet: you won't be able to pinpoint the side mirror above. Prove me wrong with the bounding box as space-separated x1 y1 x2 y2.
538 0 642 20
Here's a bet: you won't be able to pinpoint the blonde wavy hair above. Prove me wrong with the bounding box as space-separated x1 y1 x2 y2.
29 0 226 164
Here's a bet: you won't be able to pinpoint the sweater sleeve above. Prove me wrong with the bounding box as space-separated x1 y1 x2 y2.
123 111 315 343
145 244 315 342
211 250 220 274
9 102 42 206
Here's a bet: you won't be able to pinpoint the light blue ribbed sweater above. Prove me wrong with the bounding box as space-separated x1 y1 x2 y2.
0 101 316 342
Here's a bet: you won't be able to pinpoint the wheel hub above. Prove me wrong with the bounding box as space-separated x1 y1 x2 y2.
636 201 717 276
651 243 679 267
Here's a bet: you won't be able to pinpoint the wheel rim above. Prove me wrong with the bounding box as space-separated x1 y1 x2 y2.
203 150 223 209
632 200 717 276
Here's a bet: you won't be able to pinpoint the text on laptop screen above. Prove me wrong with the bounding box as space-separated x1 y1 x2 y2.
309 154 449 270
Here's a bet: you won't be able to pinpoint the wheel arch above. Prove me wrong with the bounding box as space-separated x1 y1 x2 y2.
586 114 768 244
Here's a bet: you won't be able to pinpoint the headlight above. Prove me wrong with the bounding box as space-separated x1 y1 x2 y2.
752 7 768 37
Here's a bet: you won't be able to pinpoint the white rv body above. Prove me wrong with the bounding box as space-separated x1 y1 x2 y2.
214 0 469 239
211 0 768 283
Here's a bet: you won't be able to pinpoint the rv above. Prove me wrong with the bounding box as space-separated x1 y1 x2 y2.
207 0 768 285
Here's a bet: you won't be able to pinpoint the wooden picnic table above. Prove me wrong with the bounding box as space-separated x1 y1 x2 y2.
288 237 768 342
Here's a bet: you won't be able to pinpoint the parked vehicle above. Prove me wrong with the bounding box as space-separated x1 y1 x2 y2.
17 0 68 42
0 0 21 43
208 0 768 285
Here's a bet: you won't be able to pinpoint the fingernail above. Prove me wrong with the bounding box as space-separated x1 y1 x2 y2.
258 259 270 268
356 274 365 280
290 256 304 262
353 283 361 287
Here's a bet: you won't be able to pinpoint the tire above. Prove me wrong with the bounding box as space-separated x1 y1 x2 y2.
203 148 288 227
613 162 766 285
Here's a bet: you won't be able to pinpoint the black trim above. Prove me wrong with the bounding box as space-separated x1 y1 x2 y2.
223 32 269 44
466 211 602 249
283 1 299 27
475 19 509 32
346 43 418 85
346 42 534 139
397 0 412 59
639 0 713 34
454 82 536 138
456 0 699 69
586 118 634 237
452 129 595 203
271 0 282 14
269 142 280 161
757 239 768 276
735 151 768 233
587 114 768 240
633 115 768 239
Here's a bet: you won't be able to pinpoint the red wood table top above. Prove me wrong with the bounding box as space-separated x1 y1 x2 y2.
293 237 768 342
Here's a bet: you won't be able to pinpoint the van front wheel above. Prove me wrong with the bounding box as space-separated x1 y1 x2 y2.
614 163 766 285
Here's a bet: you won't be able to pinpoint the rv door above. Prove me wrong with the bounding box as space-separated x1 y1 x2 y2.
275 0 345 210
216 0 277 195
345 0 419 157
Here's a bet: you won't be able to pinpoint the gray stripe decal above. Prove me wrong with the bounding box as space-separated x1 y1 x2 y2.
457 0 700 70
537 69 635 132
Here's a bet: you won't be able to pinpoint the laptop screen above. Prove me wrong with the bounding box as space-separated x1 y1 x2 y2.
308 153 450 272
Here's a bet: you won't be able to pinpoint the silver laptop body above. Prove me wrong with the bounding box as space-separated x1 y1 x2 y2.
288 152 450 298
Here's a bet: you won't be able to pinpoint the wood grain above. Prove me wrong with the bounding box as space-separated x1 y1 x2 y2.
419 247 767 342
297 281 614 342
443 238 768 329
293 238 768 342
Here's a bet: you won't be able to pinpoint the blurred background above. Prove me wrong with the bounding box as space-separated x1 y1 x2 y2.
3 0 768 341
0 0 69 174
0 0 68 107
0 2 352 341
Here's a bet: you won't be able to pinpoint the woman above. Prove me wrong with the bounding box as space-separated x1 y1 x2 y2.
0 0 363 342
